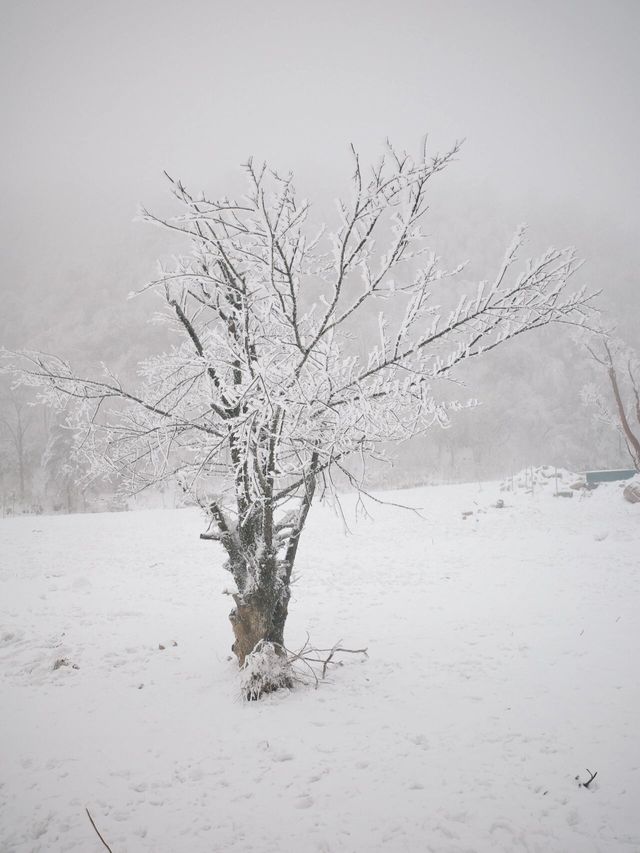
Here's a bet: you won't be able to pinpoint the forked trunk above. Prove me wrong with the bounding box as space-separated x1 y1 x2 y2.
219 484 313 697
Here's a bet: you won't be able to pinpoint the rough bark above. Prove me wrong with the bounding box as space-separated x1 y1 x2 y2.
229 575 290 667
229 574 293 698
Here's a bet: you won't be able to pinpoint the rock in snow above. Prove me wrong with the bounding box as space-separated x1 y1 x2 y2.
623 477 640 504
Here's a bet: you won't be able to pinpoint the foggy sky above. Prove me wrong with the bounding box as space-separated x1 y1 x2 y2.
1 0 639 314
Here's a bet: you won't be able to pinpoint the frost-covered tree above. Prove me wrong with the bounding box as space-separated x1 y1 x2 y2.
42 417 88 513
0 383 36 506
584 334 640 469
5 140 596 694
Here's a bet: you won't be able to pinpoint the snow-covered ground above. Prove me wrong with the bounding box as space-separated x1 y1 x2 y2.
1 478 639 852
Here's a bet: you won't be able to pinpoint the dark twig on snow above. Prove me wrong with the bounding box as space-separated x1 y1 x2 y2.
286 636 320 689
85 808 114 853
581 769 598 789
284 636 368 688
321 647 338 680
320 642 369 679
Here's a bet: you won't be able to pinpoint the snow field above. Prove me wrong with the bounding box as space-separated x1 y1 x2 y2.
1 481 639 852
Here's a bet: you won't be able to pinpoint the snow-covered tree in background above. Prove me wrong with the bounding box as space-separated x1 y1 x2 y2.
0 383 36 509
42 417 88 513
584 334 640 469
5 140 596 694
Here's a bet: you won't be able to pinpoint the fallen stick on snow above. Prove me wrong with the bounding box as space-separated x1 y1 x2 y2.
284 635 368 687
86 808 114 853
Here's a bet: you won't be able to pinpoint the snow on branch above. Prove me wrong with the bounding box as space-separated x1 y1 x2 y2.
2 139 598 534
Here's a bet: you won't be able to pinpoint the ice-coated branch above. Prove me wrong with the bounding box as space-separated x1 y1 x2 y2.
4 138 597 554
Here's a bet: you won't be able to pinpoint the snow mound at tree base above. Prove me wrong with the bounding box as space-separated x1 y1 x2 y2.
240 641 293 700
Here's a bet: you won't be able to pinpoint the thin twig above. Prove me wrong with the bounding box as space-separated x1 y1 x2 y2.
284 636 368 687
321 647 337 679
321 644 369 679
86 808 114 853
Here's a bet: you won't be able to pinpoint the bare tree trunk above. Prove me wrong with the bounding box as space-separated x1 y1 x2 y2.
229 584 290 667
606 357 640 468
224 466 316 681
227 551 294 698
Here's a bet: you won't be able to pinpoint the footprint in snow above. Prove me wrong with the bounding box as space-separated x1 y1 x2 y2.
409 734 430 750
308 771 328 783
0 630 23 647
295 795 314 809
272 752 294 762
